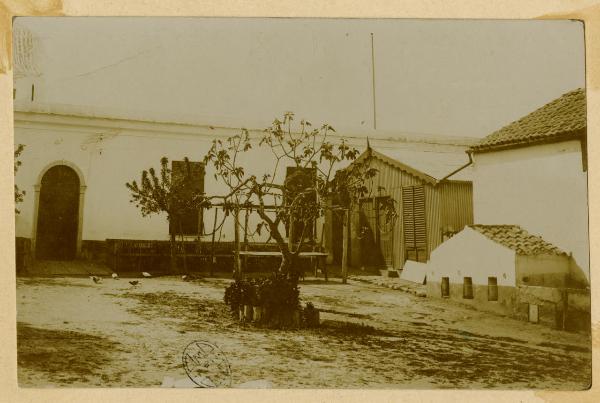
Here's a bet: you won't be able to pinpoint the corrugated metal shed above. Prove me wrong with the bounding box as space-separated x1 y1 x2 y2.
341 146 474 271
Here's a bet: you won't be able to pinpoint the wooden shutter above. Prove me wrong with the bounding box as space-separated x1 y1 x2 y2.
402 188 415 253
413 186 426 249
402 185 427 262
170 160 205 236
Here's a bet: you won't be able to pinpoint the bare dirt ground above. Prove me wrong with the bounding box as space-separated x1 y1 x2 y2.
16 275 591 389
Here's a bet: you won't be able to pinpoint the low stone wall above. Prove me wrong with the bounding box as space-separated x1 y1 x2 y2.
516 285 590 332
427 280 516 317
20 235 322 274
427 280 590 332
81 240 107 262
513 286 561 328
103 239 320 273
565 289 591 332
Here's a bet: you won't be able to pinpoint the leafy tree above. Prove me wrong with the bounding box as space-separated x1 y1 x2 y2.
204 112 397 284
14 144 25 214
126 157 207 272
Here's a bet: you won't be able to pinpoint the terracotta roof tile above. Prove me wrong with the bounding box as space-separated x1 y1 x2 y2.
469 224 567 256
471 88 586 152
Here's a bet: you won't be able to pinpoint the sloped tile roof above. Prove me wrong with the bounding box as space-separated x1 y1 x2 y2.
471 88 586 152
469 225 567 256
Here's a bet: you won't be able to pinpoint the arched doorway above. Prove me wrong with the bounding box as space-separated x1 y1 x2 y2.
35 165 80 260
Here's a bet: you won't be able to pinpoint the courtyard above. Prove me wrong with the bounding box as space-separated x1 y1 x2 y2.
16 274 591 389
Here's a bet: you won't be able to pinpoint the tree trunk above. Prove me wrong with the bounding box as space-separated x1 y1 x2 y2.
279 250 299 284
254 206 297 281
169 231 177 273
279 248 293 272
179 220 188 274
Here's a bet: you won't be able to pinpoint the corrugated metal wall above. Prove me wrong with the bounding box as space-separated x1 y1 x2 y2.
425 185 441 258
438 181 474 237
347 156 473 270
425 181 474 258
354 157 424 270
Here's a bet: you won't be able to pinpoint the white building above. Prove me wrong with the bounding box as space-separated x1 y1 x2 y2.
14 106 476 268
14 110 235 261
426 224 588 330
469 88 588 279
425 88 589 331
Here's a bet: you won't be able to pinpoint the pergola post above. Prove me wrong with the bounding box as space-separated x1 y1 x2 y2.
233 207 241 277
341 209 349 284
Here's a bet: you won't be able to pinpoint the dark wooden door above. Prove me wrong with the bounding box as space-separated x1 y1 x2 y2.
359 198 394 269
36 165 80 260
359 198 381 267
376 196 394 268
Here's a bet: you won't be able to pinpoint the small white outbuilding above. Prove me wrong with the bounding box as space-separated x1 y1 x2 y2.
426 224 589 330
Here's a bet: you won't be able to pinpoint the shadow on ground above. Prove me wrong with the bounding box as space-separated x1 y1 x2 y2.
17 322 123 385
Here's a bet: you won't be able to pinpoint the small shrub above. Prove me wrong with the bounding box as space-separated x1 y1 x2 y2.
240 279 258 306
224 278 261 314
302 302 320 328
257 275 300 313
224 280 243 314
224 274 301 328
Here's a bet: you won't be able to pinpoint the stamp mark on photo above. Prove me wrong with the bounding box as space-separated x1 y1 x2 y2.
182 340 232 388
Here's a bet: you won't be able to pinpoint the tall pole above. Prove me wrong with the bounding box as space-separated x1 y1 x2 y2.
371 32 377 130
210 207 218 276
341 209 349 284
243 207 250 273
234 207 241 278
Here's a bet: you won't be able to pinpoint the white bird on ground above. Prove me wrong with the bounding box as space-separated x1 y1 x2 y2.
182 274 202 282
90 276 101 284
142 272 152 278
112 273 119 279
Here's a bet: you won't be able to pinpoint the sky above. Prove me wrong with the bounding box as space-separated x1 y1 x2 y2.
13 17 585 138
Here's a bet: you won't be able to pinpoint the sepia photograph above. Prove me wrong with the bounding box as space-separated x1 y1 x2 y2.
12 17 591 389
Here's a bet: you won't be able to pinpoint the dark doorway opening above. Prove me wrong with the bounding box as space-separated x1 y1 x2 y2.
358 197 391 269
36 165 80 260
441 277 450 297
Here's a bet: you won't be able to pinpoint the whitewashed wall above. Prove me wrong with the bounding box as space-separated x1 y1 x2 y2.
15 111 478 252
471 140 589 279
428 227 516 286
14 113 290 243
14 112 412 245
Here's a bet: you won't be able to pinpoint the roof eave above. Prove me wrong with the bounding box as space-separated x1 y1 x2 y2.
369 149 438 185
469 128 586 154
